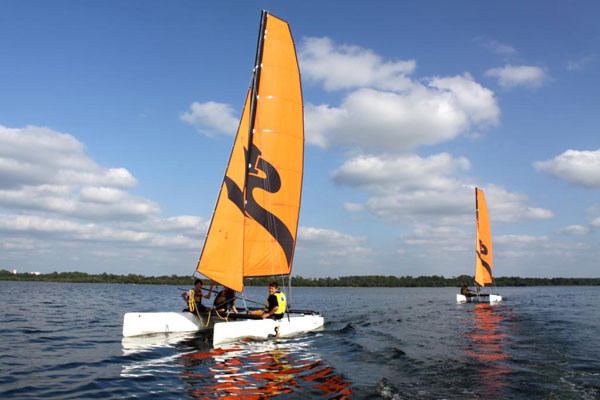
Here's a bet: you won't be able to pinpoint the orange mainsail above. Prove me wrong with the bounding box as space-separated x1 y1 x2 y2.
474 188 493 287
197 11 303 293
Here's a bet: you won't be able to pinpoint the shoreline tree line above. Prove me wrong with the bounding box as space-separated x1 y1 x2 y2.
1 270 599 287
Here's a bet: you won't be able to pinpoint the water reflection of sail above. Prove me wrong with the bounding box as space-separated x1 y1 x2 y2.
180 340 352 398
465 304 509 397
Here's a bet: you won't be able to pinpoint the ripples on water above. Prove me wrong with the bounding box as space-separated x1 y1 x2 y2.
1 282 599 398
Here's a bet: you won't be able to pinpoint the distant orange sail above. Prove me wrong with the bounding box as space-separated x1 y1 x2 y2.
196 11 303 292
474 188 493 287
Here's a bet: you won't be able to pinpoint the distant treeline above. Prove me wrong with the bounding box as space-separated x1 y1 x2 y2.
286 275 600 287
1 270 599 287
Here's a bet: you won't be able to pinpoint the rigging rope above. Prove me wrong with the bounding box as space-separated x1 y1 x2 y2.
187 289 212 328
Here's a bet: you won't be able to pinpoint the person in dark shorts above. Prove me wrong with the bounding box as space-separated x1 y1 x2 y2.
213 286 238 314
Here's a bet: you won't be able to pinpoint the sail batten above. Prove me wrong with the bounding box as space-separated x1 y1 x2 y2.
196 11 303 292
474 188 493 287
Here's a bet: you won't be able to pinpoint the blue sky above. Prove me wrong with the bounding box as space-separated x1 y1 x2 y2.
1 1 599 279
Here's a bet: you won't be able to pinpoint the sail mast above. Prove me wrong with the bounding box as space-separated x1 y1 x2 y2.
475 187 480 287
245 10 268 189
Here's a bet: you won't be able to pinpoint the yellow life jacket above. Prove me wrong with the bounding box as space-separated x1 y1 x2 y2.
194 291 204 303
274 291 286 315
265 291 287 315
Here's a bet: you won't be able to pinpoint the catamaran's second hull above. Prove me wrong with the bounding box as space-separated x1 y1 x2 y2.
456 294 503 303
213 313 325 347
122 312 214 337
122 311 325 346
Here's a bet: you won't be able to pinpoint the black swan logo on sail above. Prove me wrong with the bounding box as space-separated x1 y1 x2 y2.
224 143 295 267
477 240 492 277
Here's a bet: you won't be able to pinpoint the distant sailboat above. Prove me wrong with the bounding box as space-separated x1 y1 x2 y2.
457 188 502 303
123 10 324 345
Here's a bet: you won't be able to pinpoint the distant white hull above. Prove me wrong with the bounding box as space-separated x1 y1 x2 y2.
456 293 502 303
122 312 214 337
213 313 325 347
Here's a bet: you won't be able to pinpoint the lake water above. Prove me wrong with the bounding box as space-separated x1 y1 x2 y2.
1 282 599 399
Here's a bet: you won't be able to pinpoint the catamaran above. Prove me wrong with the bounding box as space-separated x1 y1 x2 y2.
456 188 502 303
123 10 324 345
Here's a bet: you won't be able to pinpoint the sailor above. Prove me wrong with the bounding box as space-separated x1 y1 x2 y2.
251 281 286 320
182 279 213 313
461 284 475 297
213 286 238 314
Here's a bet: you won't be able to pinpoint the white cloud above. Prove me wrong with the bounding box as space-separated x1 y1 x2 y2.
0 212 202 278
557 225 590 236
0 125 158 220
589 207 600 228
0 124 209 276
299 37 416 92
0 213 200 249
0 125 136 189
299 38 500 153
117 215 208 237
296 226 372 261
305 81 498 153
533 149 600 188
494 234 591 259
332 153 470 193
402 223 471 253
367 182 552 225
298 226 368 251
485 64 548 89
80 186 128 204
292 226 376 276
343 202 364 212
567 56 594 71
296 39 556 275
332 153 552 225
487 41 517 56
483 233 595 277
494 234 549 247
180 101 239 136
428 74 500 127
481 185 554 222
0 184 160 220
474 37 517 56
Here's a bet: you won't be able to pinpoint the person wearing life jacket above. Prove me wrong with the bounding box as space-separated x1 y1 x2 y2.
251 281 286 320
460 284 475 297
213 286 238 314
182 279 213 313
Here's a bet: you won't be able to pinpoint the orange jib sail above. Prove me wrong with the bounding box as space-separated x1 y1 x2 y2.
474 188 493 287
197 11 303 292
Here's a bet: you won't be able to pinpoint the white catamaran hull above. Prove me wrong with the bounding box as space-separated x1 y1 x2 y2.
213 313 324 347
456 294 503 304
122 312 214 337
122 311 325 346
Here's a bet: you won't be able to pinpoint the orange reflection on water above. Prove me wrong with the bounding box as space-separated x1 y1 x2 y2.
180 340 352 399
464 304 510 396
